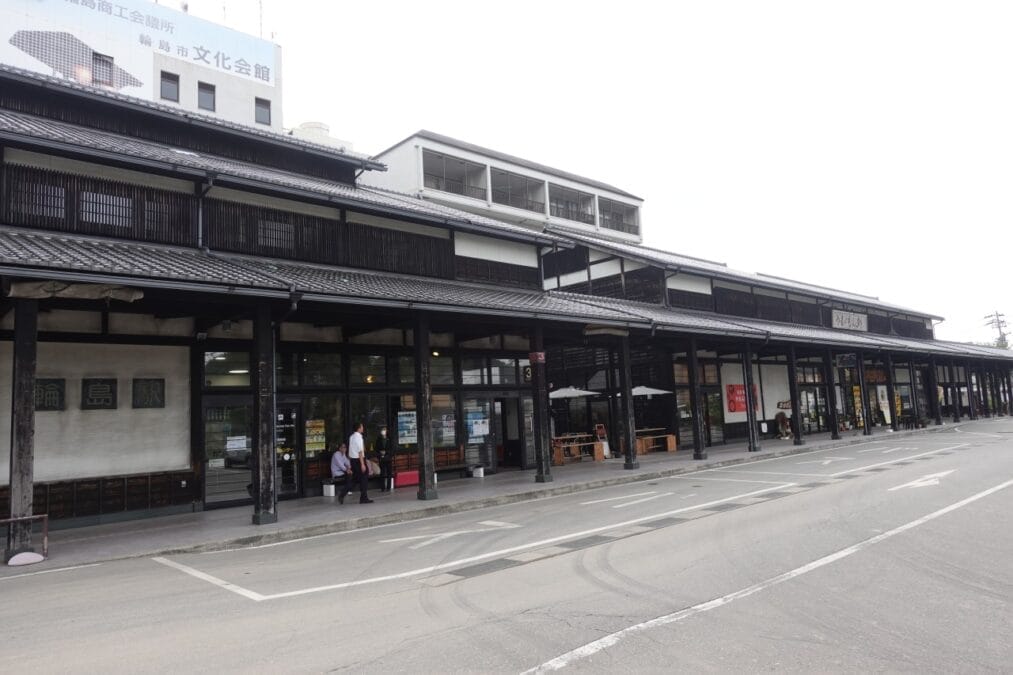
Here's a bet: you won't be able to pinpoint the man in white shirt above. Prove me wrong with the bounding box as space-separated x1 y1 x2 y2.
348 422 373 503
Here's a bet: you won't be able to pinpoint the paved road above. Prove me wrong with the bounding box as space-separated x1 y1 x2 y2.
2 423 1011 673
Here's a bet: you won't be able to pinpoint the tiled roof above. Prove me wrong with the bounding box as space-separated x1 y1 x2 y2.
0 109 560 246
0 228 634 326
374 130 643 201
0 64 382 169
546 225 942 320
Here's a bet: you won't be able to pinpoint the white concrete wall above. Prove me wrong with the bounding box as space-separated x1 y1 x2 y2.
360 142 421 194
666 273 713 295
5 150 194 192
455 233 538 268
0 342 191 484
152 47 282 130
719 361 762 424
759 364 791 419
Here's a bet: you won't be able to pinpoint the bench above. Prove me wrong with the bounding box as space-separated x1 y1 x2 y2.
634 428 676 455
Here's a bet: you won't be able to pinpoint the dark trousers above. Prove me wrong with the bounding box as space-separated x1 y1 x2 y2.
379 458 393 491
335 471 353 499
351 460 369 501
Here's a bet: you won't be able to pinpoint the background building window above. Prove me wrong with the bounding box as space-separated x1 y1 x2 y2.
92 53 113 86
160 71 179 102
198 82 216 111
255 98 271 125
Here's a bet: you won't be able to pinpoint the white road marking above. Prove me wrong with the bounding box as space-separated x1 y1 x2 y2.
0 563 100 581
159 484 792 603
523 477 1013 674
152 556 266 602
857 446 911 454
880 446 917 454
379 521 521 549
828 444 967 476
612 493 673 509
797 456 853 466
672 475 791 485
888 470 956 491
679 493 698 499
954 427 1003 438
581 492 656 505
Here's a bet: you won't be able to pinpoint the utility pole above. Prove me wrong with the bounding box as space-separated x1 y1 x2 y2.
984 311 1008 349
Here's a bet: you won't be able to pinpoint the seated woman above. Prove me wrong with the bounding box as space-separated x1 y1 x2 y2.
774 411 792 439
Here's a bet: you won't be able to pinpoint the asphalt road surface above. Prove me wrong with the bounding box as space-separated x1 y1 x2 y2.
2 423 1011 673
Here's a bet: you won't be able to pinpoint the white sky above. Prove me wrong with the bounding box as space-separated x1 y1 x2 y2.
181 0 1012 345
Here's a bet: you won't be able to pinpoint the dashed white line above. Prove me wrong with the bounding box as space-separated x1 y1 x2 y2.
523 477 1013 673
0 563 101 581
612 493 673 509
581 492 656 505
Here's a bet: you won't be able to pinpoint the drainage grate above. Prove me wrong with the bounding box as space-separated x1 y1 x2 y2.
706 502 741 512
559 535 617 550
867 467 890 472
648 517 688 528
757 491 794 498
450 558 521 578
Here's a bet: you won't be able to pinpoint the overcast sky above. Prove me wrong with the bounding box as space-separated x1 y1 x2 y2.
182 0 1012 345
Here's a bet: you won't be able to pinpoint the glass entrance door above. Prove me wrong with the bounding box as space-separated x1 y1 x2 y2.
463 397 495 472
204 397 253 505
276 405 301 498
703 389 724 446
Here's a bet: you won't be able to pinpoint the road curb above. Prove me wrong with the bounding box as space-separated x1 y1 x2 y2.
127 424 944 560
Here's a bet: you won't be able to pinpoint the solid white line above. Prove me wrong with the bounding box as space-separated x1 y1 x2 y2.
829 444 967 476
612 493 672 509
257 484 792 601
858 446 902 454
710 470 834 477
0 563 100 581
954 428 1003 438
152 556 266 602
523 477 1013 674
581 492 656 505
671 475 793 485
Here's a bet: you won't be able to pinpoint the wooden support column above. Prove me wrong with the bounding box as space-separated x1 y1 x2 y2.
884 353 898 432
687 338 707 460
6 299 38 560
530 326 552 483
948 363 961 423
856 351 873 435
992 369 1003 417
824 350 841 440
618 335 639 470
908 359 921 423
964 361 977 420
978 364 991 418
251 304 277 525
1001 368 1011 416
742 344 761 452
414 314 437 500
787 345 804 445
928 357 943 425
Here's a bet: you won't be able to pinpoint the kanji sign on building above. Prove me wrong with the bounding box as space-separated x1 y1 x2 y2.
81 378 117 410
132 378 165 409
34 378 66 411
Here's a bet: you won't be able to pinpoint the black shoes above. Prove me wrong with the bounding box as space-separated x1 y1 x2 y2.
360 498 374 504
338 492 346 505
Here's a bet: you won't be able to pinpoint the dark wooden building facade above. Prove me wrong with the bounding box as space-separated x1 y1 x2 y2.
2 65 1011 558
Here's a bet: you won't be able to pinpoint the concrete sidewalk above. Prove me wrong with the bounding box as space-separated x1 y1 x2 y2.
7 422 961 572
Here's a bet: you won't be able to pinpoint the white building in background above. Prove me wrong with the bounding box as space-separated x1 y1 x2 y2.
0 0 282 130
368 130 644 243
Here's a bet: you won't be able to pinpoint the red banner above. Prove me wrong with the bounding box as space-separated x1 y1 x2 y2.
726 384 759 413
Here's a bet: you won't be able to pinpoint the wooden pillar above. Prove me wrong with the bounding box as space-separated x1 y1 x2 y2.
742 343 761 452
787 345 804 445
992 369 1003 417
530 326 552 483
687 338 707 460
964 361 977 420
928 357 943 425
6 299 38 560
856 351 872 435
978 364 991 418
884 353 898 432
251 304 277 525
414 314 437 499
1001 368 1012 416
618 335 639 470
908 359 921 423
948 363 961 423
824 350 841 440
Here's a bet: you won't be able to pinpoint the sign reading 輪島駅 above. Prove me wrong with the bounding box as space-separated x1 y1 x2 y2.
832 309 868 332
